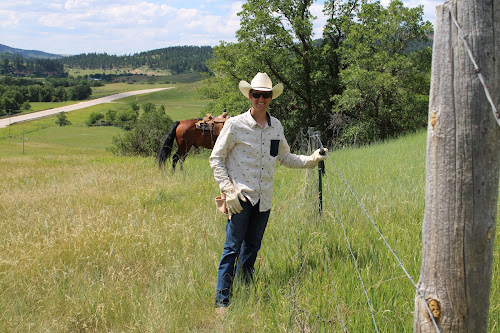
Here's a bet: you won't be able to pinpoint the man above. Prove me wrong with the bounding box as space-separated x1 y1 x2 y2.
209 72 328 310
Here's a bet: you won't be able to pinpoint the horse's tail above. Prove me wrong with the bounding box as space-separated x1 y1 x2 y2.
157 121 180 168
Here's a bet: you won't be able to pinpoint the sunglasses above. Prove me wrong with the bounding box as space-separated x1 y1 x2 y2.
250 92 272 99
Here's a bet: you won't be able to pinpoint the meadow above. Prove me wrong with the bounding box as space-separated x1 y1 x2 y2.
1 73 208 141
0 87 498 331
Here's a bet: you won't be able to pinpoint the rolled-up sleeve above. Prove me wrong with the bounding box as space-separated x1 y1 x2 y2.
277 132 310 168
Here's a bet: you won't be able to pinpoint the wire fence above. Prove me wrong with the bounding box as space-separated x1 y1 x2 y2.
286 130 441 332
290 6 500 328
447 4 500 127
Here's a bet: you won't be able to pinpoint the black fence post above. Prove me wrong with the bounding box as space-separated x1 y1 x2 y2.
316 131 324 216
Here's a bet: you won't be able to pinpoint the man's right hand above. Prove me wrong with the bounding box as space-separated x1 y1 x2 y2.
224 186 247 215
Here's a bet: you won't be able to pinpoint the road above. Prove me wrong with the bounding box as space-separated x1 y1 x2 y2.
0 87 173 128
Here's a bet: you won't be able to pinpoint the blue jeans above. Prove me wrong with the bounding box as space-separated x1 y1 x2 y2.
215 200 270 307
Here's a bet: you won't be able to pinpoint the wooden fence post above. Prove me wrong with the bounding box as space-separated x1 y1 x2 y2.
414 1 500 332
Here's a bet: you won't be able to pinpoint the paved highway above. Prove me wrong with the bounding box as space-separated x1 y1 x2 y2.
0 87 173 128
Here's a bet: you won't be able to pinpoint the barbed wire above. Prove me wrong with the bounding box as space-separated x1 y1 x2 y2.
447 3 500 127
309 131 441 332
323 152 441 333
324 179 380 332
286 132 349 331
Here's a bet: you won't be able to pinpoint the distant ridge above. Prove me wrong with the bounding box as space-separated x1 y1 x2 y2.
0 43 63 59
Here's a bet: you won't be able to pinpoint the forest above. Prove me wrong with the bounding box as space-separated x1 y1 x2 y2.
0 45 213 77
0 55 66 77
61 46 213 74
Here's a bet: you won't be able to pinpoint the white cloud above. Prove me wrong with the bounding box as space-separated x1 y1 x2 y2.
64 0 96 11
405 0 441 22
0 10 20 27
0 0 437 55
380 0 440 22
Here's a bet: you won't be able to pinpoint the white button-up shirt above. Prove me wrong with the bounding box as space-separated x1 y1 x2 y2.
209 110 311 212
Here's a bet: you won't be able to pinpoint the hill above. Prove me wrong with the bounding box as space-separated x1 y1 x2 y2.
0 44 213 76
0 43 63 59
62 46 213 74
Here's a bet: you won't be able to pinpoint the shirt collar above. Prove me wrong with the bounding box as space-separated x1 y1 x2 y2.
245 109 272 128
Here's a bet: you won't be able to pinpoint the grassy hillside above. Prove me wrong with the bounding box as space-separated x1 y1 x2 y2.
0 121 498 331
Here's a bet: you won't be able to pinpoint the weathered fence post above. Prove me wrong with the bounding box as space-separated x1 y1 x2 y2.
414 1 500 332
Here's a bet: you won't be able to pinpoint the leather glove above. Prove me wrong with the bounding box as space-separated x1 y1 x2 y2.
304 148 328 168
224 185 247 215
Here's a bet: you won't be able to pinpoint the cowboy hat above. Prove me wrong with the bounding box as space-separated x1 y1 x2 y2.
239 72 284 99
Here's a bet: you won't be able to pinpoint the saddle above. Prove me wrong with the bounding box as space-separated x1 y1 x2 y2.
195 111 230 136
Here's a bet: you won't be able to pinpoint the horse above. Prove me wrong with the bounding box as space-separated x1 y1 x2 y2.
157 112 230 171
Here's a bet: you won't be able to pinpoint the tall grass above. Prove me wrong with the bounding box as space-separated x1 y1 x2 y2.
0 126 498 332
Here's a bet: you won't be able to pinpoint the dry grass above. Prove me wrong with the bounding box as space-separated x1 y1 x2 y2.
0 127 498 332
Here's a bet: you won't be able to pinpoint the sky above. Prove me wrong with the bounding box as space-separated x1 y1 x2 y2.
0 0 443 56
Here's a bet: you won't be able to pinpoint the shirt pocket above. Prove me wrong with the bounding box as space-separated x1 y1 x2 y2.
270 139 280 157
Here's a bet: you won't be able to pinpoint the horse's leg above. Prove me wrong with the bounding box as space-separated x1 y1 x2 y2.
173 132 186 172
172 152 180 172
179 153 187 171
178 144 191 171
173 144 189 171
172 119 198 171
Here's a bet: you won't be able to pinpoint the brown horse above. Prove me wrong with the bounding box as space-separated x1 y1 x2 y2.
157 113 229 171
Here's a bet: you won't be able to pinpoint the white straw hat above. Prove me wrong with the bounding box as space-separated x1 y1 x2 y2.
239 72 284 99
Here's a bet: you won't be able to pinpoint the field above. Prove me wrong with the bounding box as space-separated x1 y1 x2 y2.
0 92 499 331
1 74 209 140
1 72 206 119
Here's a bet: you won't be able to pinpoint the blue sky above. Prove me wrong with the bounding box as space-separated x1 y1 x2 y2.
0 0 441 56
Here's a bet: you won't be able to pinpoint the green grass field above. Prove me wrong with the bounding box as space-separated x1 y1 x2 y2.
1 72 207 119
0 76 210 141
0 99 498 331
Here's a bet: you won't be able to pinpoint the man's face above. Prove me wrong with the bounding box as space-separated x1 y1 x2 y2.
250 90 272 113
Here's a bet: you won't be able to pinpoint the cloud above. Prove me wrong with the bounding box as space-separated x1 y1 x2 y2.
380 0 441 22
0 0 244 54
1 0 436 55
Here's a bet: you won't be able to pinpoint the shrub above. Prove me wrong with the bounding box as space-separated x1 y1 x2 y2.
115 109 138 130
21 101 32 111
105 109 117 124
110 106 173 157
85 111 104 126
69 83 92 100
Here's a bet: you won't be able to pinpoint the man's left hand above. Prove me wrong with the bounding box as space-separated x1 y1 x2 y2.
304 148 328 168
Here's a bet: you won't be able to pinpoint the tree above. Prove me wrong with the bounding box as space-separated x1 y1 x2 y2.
21 101 31 111
53 86 68 102
0 96 18 113
55 112 71 126
115 108 138 130
204 0 342 140
201 0 432 146
105 109 117 124
69 83 92 100
332 0 432 145
130 101 140 114
142 102 156 113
